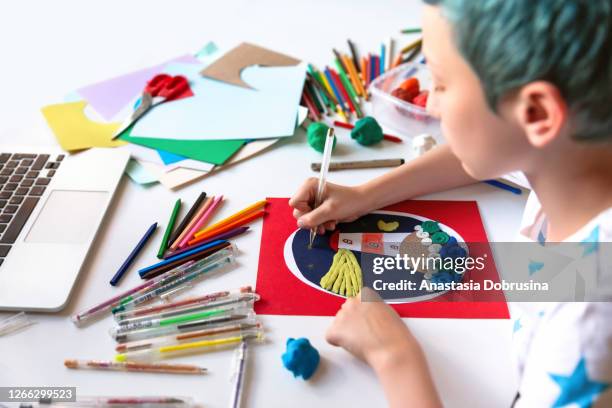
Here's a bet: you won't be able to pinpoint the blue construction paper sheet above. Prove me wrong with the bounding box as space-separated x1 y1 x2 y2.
129 62 306 141
157 149 187 165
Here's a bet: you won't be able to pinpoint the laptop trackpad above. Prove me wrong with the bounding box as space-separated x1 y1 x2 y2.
25 190 109 244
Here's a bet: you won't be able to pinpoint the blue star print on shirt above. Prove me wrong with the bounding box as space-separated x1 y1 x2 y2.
579 226 599 257
513 318 522 334
549 357 610 408
528 260 545 276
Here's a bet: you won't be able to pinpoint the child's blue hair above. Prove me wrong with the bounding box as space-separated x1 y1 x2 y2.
424 0 612 142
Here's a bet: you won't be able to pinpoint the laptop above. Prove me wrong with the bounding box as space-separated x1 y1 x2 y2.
0 146 129 312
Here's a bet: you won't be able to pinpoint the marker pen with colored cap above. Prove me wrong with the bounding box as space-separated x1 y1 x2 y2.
115 330 264 363
111 303 253 335
112 312 257 344
117 294 260 328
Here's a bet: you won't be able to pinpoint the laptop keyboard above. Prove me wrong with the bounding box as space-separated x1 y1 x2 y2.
0 153 64 267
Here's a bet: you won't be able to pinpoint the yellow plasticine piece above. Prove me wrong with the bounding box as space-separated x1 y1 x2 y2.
348 265 359 295
321 249 363 296
346 251 363 289
332 265 344 293
339 267 347 296
321 250 345 288
377 220 400 232
344 265 353 297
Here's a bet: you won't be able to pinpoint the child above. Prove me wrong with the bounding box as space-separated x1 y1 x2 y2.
290 1 612 406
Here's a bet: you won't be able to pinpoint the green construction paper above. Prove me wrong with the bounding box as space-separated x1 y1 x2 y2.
119 125 245 165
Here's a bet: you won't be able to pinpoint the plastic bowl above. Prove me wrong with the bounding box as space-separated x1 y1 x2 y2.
370 62 441 138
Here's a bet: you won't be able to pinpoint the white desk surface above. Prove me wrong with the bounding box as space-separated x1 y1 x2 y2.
0 0 526 406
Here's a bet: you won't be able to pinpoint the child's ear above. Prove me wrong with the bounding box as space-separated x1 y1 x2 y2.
512 81 568 148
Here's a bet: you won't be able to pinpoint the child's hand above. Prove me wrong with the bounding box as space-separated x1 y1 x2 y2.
326 288 442 408
289 178 370 234
325 288 421 369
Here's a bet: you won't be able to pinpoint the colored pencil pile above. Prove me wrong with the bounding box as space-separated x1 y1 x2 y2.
301 37 423 122
160 194 267 259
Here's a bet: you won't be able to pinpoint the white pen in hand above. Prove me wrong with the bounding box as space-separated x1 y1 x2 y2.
309 127 335 249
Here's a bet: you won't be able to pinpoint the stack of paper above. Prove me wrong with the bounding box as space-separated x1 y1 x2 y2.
40 42 308 189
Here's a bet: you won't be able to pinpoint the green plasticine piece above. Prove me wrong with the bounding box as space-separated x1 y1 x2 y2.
350 116 383 146
431 231 450 244
307 122 336 153
421 221 441 234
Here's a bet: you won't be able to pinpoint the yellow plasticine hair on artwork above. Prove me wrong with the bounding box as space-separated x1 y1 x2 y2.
377 219 400 232
319 249 362 297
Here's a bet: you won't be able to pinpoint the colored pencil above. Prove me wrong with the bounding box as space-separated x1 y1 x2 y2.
337 70 363 118
387 37 394 71
111 223 158 286
307 75 333 114
304 79 324 114
333 58 358 100
314 74 341 114
333 121 403 143
342 54 363 98
360 57 367 84
330 68 356 115
484 180 523 195
371 55 378 81
139 240 231 280
336 105 349 122
324 67 348 113
365 55 372 87
401 28 422 34
380 43 386 74
178 196 223 249
302 89 320 121
313 67 338 105
157 199 181 259
403 43 422 63
347 39 361 74
167 192 206 247
188 210 265 247
170 197 212 251
195 200 267 237
391 53 403 69
164 227 249 260
400 38 422 55
332 49 348 74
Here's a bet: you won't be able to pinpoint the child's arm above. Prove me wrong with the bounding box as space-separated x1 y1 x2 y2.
326 288 442 408
291 144 476 231
360 143 476 211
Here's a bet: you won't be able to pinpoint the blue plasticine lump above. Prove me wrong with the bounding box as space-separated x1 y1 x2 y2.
281 337 320 380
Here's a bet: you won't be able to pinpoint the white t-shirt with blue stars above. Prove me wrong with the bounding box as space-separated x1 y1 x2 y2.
512 192 612 408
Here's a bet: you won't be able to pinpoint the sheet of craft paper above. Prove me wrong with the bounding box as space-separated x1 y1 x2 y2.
128 62 307 140
120 127 245 165
124 159 159 186
123 144 215 173
255 198 510 319
40 101 126 151
76 54 199 121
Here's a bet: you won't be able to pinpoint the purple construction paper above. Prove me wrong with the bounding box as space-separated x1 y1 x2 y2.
76 54 199 121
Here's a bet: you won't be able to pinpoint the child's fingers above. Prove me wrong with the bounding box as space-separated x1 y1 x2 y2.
289 177 318 211
297 201 334 228
293 208 307 220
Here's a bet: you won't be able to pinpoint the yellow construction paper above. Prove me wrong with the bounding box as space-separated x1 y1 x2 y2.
41 101 126 151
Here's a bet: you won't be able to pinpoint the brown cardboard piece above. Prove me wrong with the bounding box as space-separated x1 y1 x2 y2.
200 42 300 89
